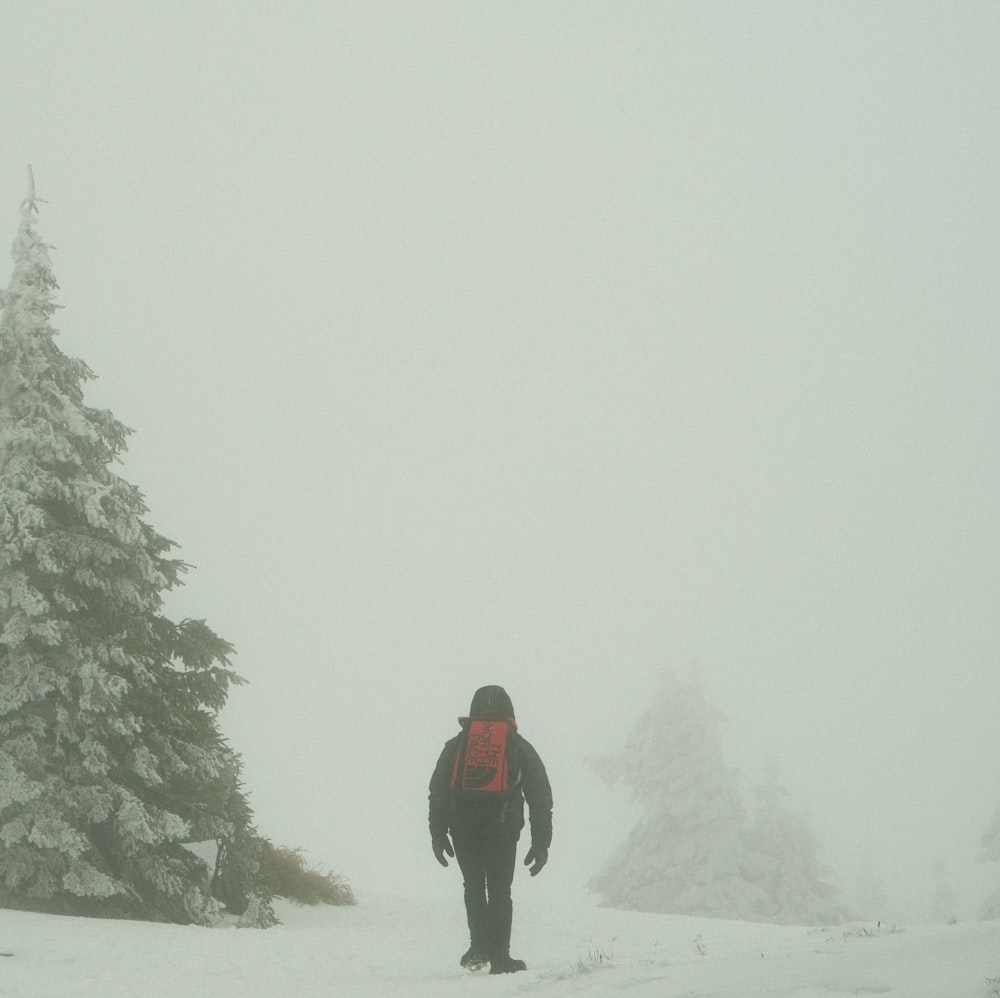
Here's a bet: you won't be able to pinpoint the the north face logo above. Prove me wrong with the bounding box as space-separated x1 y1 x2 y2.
452 720 510 794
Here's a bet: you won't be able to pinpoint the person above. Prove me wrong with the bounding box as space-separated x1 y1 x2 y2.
427 685 553 974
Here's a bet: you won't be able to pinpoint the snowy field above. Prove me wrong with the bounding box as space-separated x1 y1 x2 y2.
1 892 997 998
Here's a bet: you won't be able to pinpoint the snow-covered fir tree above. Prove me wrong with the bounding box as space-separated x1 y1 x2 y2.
0 177 271 925
744 760 848 925
852 856 891 922
978 800 1000 919
929 855 958 924
589 669 766 919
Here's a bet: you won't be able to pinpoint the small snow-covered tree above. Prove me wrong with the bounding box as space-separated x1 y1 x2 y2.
745 760 848 925
0 177 269 925
589 669 765 919
929 855 957 924
852 857 890 921
978 801 1000 919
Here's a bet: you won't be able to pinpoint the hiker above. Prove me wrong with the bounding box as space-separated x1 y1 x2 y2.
428 685 553 975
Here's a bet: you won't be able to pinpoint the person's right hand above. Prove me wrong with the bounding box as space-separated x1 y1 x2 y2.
524 845 548 876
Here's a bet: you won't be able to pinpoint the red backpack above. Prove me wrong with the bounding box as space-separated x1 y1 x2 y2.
450 719 515 797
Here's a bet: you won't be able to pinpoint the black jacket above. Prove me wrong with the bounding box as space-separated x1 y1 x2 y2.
428 716 552 849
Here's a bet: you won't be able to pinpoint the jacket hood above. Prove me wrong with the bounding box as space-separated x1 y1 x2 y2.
458 684 517 728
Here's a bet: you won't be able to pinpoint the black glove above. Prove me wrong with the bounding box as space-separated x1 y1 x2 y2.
524 845 548 876
432 834 455 868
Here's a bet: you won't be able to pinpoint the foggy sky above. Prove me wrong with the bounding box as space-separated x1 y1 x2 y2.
2 2 998 918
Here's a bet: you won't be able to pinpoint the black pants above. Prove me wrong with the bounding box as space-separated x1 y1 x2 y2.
451 826 517 959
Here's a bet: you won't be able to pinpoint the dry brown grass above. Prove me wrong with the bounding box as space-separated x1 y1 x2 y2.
258 843 356 906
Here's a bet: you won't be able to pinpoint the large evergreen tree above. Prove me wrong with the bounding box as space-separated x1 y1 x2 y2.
589 670 765 919
0 177 268 924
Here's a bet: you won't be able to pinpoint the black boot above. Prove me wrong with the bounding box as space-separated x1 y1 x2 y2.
489 955 527 974
460 947 488 971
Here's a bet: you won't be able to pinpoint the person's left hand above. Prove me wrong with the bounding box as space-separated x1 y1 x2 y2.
432 834 454 867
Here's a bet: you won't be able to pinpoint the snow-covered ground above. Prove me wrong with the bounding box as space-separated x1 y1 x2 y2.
1 891 997 998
